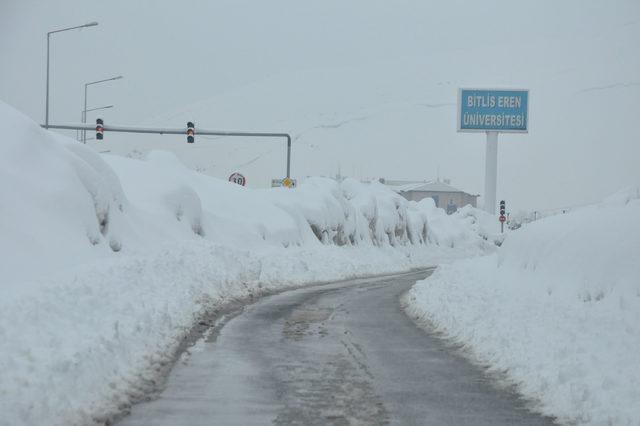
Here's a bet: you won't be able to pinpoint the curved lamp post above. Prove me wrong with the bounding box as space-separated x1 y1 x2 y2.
45 21 98 128
82 75 123 142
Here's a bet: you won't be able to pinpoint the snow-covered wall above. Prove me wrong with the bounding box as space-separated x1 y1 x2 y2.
405 187 640 425
0 100 491 425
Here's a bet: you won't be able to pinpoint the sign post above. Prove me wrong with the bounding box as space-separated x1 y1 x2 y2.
485 131 498 215
457 88 529 214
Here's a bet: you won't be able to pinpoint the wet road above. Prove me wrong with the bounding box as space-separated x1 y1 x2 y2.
120 270 554 425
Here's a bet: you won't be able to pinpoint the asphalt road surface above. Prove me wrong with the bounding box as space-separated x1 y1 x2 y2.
120 270 554 425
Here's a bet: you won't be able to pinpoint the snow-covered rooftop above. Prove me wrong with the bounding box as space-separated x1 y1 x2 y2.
385 180 475 195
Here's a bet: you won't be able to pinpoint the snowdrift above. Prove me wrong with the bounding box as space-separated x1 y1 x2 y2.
0 100 491 425
405 187 640 425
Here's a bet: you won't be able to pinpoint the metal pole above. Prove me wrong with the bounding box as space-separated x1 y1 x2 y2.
45 33 50 128
43 123 292 178
78 110 82 141
82 76 122 143
484 131 498 214
85 105 113 113
286 135 291 178
44 22 98 130
83 84 88 143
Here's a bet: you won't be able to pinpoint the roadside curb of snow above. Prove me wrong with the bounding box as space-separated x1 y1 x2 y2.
399 280 555 423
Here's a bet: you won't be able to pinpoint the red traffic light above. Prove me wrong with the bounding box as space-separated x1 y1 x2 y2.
187 122 195 143
96 118 104 140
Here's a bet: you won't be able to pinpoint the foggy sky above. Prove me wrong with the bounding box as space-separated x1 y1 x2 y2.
1 0 639 211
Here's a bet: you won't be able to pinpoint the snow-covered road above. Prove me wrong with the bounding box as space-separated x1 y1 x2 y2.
118 270 553 425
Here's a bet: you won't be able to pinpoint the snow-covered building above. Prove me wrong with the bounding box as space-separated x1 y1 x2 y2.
381 179 479 214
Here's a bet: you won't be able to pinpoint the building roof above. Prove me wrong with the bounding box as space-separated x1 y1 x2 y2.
385 180 476 195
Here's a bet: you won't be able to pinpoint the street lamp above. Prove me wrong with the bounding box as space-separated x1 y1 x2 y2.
45 21 98 128
85 105 114 113
82 75 123 142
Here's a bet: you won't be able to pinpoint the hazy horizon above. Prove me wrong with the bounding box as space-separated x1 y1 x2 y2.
1 0 638 211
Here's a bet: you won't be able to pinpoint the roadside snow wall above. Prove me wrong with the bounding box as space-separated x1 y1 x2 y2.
0 100 491 426
405 187 640 425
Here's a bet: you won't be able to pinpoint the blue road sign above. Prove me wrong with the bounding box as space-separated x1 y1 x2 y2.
458 88 529 133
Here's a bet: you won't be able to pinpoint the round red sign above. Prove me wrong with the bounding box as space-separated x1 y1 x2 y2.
228 172 246 186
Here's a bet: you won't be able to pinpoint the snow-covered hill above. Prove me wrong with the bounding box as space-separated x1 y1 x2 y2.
83 49 640 213
405 187 640 425
0 100 492 425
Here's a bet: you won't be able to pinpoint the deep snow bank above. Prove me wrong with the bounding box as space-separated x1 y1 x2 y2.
0 100 491 425
405 188 640 425
0 101 131 288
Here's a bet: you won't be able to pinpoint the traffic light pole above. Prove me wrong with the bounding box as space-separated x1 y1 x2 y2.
42 123 293 179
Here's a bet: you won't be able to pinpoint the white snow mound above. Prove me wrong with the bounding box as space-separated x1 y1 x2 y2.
405 187 640 425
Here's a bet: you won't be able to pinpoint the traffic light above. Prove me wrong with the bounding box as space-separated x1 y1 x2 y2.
499 200 506 216
187 121 195 143
96 118 104 141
